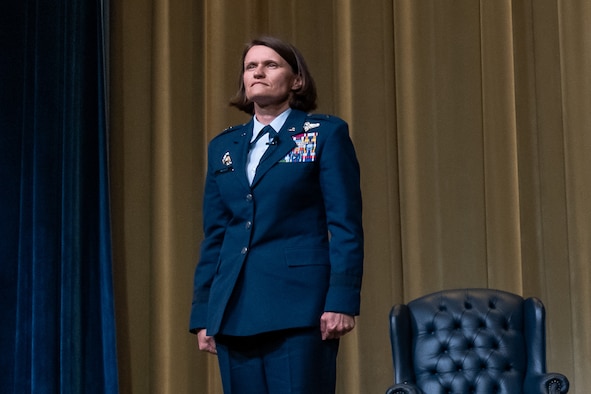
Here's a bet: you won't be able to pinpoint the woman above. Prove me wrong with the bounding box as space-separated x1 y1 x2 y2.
190 36 364 393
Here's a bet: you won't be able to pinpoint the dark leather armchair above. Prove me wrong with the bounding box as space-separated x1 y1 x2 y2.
386 288 569 394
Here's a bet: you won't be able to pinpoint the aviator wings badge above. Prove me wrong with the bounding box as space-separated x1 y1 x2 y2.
303 122 320 132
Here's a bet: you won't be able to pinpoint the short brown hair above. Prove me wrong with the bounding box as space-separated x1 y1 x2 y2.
229 36 317 114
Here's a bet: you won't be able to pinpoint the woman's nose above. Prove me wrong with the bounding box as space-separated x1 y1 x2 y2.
253 66 264 77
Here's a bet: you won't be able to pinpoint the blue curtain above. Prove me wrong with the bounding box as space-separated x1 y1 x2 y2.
1 0 119 392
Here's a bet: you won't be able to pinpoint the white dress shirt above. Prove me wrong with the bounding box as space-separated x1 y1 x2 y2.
246 108 291 184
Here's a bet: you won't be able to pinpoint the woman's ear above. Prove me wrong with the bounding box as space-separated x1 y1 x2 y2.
292 75 303 90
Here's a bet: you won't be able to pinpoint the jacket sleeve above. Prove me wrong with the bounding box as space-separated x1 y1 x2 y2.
317 118 364 315
189 144 232 332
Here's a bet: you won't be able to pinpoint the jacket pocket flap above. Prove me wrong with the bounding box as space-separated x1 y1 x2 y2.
284 248 329 267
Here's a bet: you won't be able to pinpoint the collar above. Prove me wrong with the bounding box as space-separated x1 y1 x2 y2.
251 108 292 142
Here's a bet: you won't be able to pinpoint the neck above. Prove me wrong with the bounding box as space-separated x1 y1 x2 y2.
254 103 290 125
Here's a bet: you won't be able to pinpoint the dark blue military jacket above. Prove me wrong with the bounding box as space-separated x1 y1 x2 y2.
190 109 364 336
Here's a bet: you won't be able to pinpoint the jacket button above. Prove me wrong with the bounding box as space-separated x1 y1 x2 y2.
246 194 253 201
241 247 248 254
245 221 252 229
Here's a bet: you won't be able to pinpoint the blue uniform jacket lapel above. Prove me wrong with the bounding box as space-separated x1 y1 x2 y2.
227 120 254 190
250 110 307 187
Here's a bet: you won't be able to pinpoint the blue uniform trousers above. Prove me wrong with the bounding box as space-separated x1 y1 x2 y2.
215 327 339 394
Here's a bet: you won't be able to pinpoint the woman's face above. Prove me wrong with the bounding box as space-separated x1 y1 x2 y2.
243 45 301 110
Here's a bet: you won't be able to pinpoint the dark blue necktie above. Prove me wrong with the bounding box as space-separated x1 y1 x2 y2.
250 125 276 147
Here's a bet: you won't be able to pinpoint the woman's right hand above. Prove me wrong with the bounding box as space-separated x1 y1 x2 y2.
197 329 217 354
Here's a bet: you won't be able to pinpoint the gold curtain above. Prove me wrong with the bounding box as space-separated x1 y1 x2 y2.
109 0 591 392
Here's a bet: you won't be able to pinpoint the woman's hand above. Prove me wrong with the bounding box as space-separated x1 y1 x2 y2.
320 312 356 340
197 329 217 354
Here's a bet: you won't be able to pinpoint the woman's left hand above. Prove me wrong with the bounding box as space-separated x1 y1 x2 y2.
320 312 356 340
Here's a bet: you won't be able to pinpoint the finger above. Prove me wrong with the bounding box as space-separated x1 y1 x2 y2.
197 331 218 354
207 345 217 355
200 342 217 354
320 315 329 340
208 338 217 354
324 324 340 340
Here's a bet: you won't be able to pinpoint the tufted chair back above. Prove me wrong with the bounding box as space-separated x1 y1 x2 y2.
386 289 569 394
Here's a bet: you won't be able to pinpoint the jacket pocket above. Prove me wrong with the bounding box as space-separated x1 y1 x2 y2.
284 247 330 267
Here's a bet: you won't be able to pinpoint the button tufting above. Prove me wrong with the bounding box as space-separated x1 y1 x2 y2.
502 320 510 330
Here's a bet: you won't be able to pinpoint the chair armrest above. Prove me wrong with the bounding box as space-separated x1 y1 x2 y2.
524 372 570 394
389 304 416 384
385 383 422 394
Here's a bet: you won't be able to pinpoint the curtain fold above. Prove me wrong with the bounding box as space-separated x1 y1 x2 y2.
109 0 591 392
1 0 119 392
